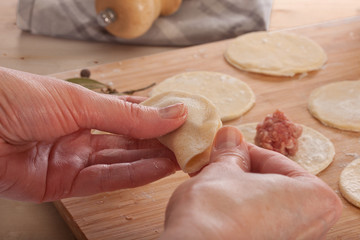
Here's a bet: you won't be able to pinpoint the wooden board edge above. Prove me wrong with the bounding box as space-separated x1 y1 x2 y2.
53 201 88 240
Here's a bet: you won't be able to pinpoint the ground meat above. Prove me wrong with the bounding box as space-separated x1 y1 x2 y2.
255 110 303 157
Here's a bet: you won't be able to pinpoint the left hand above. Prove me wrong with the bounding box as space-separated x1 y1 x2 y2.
0 67 187 202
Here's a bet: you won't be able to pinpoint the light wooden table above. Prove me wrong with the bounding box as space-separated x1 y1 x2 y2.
0 0 359 239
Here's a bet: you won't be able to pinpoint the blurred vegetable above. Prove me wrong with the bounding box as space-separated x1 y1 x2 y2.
65 69 155 95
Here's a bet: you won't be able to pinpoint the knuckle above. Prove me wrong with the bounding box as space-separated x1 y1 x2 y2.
174 178 208 203
214 149 250 171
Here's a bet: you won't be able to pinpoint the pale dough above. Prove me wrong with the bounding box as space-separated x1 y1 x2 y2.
236 123 335 175
225 31 327 77
308 80 360 132
150 71 255 122
141 91 222 173
339 158 360 208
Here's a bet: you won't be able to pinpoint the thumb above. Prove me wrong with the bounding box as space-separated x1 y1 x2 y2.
210 126 250 172
74 90 187 139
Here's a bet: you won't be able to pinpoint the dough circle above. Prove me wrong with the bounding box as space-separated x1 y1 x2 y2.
150 71 255 121
236 123 335 175
308 80 360 132
339 158 360 208
141 91 222 173
224 31 327 77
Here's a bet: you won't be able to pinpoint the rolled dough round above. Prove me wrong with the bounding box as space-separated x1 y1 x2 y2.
225 31 327 77
236 123 335 175
141 91 222 173
339 158 360 208
308 80 360 132
150 71 255 122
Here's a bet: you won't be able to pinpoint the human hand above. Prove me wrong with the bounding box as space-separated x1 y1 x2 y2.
0 67 187 202
161 126 342 240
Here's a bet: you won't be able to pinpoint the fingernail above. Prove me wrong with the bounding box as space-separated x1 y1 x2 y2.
214 126 243 150
159 103 186 119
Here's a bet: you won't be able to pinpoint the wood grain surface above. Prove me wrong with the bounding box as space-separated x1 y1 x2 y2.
53 17 360 240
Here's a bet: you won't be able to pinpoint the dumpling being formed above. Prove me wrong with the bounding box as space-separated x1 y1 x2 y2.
141 91 222 173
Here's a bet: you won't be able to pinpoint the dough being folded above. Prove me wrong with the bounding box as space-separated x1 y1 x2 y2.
141 91 222 173
225 31 327 77
150 71 255 122
236 123 335 175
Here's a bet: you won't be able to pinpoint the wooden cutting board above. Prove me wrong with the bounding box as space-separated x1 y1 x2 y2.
53 17 360 240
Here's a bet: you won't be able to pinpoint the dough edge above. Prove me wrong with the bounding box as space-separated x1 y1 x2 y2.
339 158 360 208
308 80 360 132
224 31 327 77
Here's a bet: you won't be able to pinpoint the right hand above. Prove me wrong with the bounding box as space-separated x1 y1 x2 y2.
160 126 342 240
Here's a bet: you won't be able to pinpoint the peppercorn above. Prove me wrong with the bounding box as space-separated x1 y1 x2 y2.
80 69 91 78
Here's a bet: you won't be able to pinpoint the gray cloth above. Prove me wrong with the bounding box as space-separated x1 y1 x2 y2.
17 0 273 46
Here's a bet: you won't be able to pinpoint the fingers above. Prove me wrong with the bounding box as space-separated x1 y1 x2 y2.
89 133 179 167
0 68 185 143
248 143 313 178
72 88 187 139
90 148 176 165
90 134 165 151
209 126 250 172
69 158 177 196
